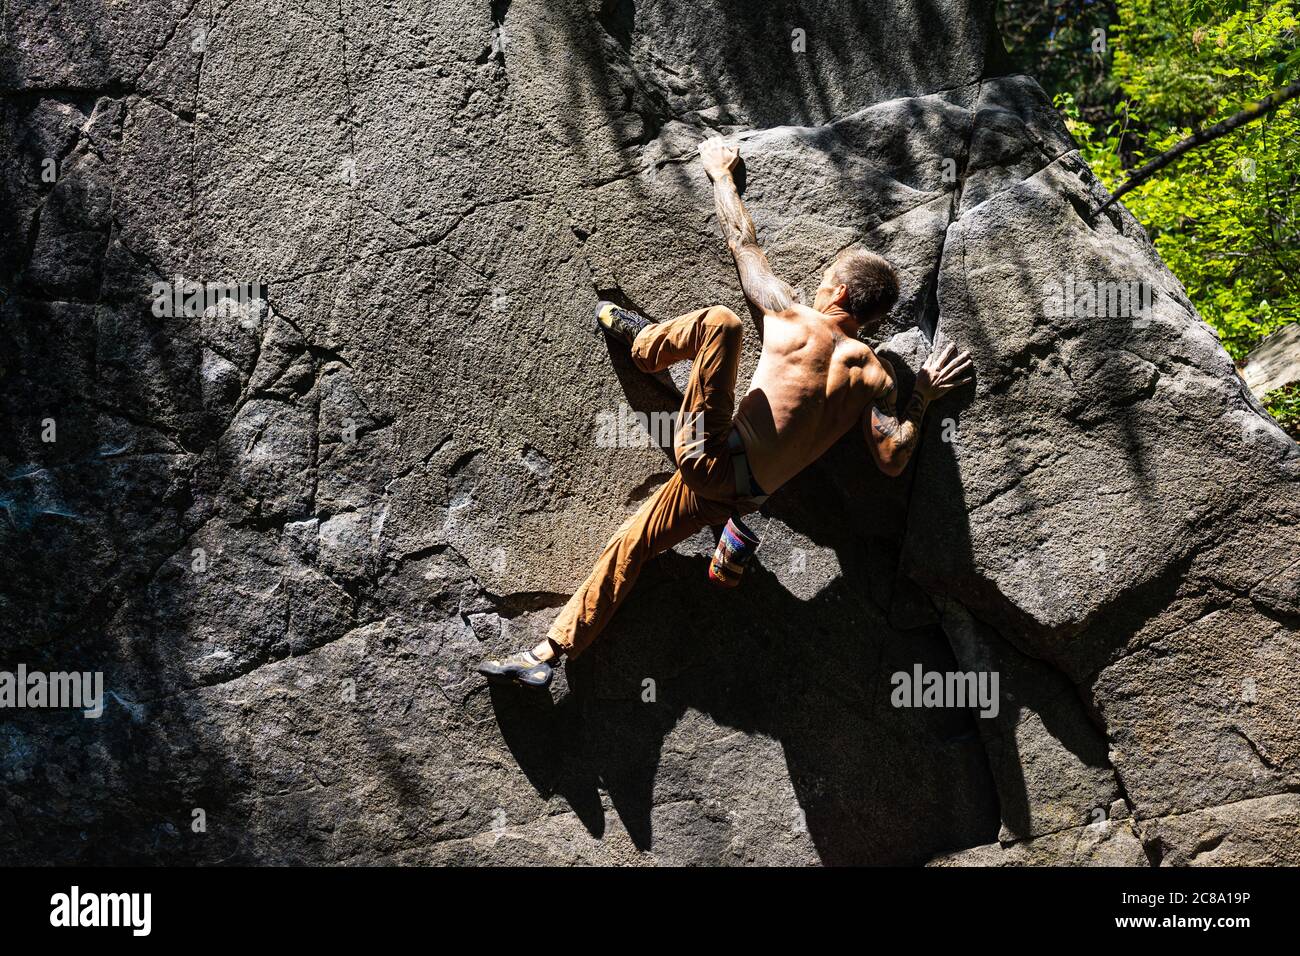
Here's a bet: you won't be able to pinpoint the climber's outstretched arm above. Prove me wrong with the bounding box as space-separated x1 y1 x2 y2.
698 138 796 316
865 344 972 477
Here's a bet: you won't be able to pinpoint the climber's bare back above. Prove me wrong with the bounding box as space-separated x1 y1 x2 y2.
700 134 971 491
735 302 890 493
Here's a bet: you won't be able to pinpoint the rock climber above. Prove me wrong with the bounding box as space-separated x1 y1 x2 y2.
477 138 973 688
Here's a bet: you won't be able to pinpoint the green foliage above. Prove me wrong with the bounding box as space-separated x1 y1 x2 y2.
1263 382 1300 438
1111 0 1300 119
1068 0 1299 361
1053 91 1126 184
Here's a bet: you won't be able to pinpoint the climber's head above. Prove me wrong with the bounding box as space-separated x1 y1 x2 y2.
814 247 899 332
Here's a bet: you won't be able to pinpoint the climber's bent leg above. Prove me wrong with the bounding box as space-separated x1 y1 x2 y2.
545 471 731 659
631 305 744 500
479 306 751 684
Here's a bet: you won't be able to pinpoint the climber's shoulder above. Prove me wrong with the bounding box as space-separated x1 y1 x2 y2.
861 349 897 400
771 301 818 322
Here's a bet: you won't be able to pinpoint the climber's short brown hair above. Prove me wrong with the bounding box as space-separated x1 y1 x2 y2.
831 247 899 326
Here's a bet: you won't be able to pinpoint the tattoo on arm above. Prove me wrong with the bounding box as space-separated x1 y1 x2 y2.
733 243 796 314
711 175 795 314
712 174 757 248
871 389 928 460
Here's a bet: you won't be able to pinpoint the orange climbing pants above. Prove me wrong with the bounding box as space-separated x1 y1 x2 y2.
547 305 764 658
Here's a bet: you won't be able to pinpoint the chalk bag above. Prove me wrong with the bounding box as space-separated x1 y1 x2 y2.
708 516 761 588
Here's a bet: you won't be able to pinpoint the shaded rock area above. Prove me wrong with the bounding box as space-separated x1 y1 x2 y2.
0 0 1296 865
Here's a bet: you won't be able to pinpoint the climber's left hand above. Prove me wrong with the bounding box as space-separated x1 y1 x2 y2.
699 138 740 180
915 341 973 401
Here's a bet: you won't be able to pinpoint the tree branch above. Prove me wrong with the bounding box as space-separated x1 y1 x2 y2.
1093 77 1300 217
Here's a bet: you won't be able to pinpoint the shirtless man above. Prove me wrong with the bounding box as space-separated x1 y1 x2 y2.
477 138 972 688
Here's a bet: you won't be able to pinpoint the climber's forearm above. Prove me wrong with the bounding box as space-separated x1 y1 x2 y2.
868 389 929 477
710 170 758 249
709 171 796 314
868 344 971 476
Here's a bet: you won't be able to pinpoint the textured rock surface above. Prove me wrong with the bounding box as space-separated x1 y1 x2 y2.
0 0 1296 865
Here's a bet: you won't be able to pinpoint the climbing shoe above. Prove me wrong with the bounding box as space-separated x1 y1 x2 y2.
476 649 555 689
593 300 651 348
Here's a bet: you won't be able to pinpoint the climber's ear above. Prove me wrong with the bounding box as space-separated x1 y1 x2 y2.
816 266 846 302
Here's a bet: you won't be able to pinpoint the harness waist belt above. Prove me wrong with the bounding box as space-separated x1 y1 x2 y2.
727 428 767 499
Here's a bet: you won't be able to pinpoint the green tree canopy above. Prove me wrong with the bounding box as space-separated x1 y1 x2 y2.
1059 0 1298 361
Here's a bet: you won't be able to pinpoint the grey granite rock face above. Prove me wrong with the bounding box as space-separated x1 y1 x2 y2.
0 1 1295 865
